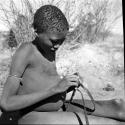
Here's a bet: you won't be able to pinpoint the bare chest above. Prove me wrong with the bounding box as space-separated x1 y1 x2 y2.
19 50 59 94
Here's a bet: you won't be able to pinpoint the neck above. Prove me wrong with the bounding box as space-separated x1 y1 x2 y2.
32 37 55 62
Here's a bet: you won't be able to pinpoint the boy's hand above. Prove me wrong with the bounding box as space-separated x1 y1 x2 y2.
52 74 80 93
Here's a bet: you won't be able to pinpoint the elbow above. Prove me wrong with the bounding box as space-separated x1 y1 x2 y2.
0 99 11 112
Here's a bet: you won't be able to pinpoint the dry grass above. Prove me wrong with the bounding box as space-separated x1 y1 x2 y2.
0 0 120 47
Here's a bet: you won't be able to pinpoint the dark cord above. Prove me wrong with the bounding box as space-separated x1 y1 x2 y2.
79 83 96 113
76 88 89 125
63 75 96 125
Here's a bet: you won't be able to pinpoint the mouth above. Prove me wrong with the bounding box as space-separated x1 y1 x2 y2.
51 47 57 52
51 47 55 51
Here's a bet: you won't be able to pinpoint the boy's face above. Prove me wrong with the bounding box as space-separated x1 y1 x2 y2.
39 31 67 52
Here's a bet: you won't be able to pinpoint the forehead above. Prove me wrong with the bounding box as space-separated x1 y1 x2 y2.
46 31 67 39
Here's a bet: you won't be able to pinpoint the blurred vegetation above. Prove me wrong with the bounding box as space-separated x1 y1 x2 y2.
0 0 122 48
7 29 17 48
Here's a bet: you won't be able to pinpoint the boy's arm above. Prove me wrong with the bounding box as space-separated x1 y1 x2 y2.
0 43 56 111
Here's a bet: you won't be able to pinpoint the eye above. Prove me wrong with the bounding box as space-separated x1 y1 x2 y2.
50 39 57 43
58 38 65 43
50 38 65 45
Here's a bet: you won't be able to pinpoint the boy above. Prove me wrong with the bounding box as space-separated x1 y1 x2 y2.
0 4 79 124
0 5 125 124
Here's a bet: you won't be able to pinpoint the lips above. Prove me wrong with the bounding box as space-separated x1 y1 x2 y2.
51 47 57 51
51 47 58 52
51 47 55 51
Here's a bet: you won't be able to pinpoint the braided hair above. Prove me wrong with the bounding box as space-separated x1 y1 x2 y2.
33 5 69 34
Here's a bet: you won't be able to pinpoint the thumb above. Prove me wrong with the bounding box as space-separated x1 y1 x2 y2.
68 81 79 87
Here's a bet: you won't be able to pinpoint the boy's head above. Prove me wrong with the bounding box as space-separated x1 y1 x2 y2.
33 5 69 52
33 5 69 34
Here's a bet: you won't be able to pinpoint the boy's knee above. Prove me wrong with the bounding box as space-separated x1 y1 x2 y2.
118 111 125 121
114 99 125 121
114 99 124 104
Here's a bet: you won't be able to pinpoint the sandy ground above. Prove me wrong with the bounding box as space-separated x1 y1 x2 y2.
56 34 124 100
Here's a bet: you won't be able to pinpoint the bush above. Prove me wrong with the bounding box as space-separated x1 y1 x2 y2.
0 0 36 48
0 0 115 46
7 29 17 48
71 0 111 43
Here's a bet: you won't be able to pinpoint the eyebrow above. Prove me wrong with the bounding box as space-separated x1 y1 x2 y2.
50 38 65 44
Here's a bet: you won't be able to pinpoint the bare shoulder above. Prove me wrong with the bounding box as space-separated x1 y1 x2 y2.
10 42 34 76
12 42 34 62
15 42 33 56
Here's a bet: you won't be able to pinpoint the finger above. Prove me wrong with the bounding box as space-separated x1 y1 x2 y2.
66 75 79 80
67 77 80 83
67 75 83 84
69 80 81 87
66 74 79 78
68 81 79 87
